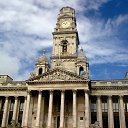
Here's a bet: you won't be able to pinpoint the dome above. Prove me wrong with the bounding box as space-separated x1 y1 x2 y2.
77 48 88 62
36 50 48 65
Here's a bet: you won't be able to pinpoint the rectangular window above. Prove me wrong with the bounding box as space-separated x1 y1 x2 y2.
125 103 128 112
20 102 24 111
80 117 83 120
91 103 97 112
102 103 108 112
113 103 119 112
10 102 14 111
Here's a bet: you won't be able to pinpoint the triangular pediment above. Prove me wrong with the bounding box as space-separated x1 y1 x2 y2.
28 68 87 82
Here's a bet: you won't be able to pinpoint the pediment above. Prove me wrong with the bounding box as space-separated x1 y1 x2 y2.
28 68 87 82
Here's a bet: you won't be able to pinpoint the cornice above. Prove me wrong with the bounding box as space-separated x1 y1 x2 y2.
91 85 128 90
52 30 78 35
51 55 77 59
27 80 89 85
0 86 27 91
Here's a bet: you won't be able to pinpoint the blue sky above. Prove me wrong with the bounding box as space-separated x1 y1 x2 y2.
0 0 128 80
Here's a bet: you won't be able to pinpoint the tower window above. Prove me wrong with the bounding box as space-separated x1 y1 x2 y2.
38 68 42 75
79 66 84 76
61 40 68 54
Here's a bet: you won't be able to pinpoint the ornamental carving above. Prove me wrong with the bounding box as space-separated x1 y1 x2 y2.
29 68 87 82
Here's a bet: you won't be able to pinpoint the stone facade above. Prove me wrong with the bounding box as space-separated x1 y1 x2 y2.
0 6 128 128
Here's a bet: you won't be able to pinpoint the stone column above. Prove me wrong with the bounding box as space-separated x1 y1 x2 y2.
1 96 9 127
12 96 18 124
60 90 65 128
21 96 27 127
119 95 126 128
41 96 45 127
47 90 53 128
96 96 102 128
73 90 77 128
108 96 114 128
0 98 2 111
24 91 31 128
36 91 42 128
85 90 90 128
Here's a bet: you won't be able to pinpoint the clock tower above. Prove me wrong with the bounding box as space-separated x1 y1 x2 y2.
51 7 88 77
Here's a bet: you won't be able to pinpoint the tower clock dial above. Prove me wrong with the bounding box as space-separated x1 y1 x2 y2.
61 21 70 28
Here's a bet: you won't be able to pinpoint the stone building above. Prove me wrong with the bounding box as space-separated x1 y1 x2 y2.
0 6 128 128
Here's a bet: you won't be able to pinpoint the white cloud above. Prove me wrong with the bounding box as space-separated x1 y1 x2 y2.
0 0 127 80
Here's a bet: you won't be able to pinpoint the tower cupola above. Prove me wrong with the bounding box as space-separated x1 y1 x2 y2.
34 50 49 76
76 48 89 78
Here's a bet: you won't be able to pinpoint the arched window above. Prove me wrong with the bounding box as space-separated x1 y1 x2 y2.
38 68 42 75
79 66 84 76
61 40 68 54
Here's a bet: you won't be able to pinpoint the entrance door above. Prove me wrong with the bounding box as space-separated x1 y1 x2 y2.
57 116 60 128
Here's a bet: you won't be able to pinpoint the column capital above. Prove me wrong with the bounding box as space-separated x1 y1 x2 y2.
60 89 65 93
119 95 124 98
38 90 43 94
97 95 101 98
27 90 31 94
84 89 89 94
5 96 9 99
72 89 77 93
24 96 27 100
108 95 113 98
14 96 18 100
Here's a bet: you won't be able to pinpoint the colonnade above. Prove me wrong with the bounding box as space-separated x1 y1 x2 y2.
95 95 126 128
0 96 25 128
23 90 90 128
0 92 126 128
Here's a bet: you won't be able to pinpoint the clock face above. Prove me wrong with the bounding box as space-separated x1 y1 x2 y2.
61 21 70 28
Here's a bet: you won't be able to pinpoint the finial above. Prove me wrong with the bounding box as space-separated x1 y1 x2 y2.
42 50 45 55
79 47 85 57
80 47 83 52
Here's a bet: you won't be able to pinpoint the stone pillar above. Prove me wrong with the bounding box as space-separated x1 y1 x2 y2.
1 96 9 127
73 90 77 128
85 90 90 128
96 96 102 128
16 99 20 123
0 98 2 111
47 90 53 128
12 96 18 124
36 91 42 128
119 95 126 128
41 96 45 127
23 91 31 128
21 96 27 127
108 96 114 128
60 90 65 128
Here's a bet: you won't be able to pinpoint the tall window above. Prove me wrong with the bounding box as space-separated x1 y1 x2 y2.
91 97 97 124
79 67 84 76
10 102 14 111
20 102 24 111
62 40 68 54
91 103 97 112
101 97 108 128
113 103 119 112
102 103 108 112
38 68 42 75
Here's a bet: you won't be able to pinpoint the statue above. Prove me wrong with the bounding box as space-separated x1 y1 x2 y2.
90 121 101 128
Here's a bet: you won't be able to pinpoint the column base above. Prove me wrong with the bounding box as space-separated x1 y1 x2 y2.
46 127 52 128
23 126 29 128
